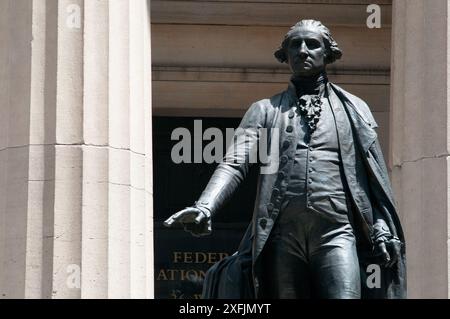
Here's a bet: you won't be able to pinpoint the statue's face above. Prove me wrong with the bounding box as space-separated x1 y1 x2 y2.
286 26 327 77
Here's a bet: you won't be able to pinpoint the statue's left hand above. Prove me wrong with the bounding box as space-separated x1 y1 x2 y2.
376 238 402 268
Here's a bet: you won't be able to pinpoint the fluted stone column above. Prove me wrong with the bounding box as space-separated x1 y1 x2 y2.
0 0 153 299
390 0 449 298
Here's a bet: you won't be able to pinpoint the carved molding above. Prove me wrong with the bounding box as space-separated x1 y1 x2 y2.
152 66 390 85
151 0 392 27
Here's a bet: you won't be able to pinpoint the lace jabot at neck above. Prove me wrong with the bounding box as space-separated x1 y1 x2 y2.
291 72 329 133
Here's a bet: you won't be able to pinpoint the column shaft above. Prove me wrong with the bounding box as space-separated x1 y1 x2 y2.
0 0 153 299
391 0 449 298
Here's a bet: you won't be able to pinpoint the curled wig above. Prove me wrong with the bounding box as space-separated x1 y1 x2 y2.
274 20 342 65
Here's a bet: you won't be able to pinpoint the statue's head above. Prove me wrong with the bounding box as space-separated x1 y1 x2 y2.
274 20 342 77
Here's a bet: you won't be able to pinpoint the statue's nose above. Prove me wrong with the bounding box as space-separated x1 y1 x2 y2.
298 51 308 60
298 42 308 59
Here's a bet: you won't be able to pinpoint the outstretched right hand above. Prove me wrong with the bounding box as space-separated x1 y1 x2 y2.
163 206 212 237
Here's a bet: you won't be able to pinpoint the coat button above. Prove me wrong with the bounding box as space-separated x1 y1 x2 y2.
260 218 267 229
288 111 295 119
282 140 290 149
272 188 280 197
278 171 286 179
286 125 293 133
280 155 288 164
267 203 274 212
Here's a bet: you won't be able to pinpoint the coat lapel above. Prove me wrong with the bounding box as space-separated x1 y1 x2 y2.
329 83 378 153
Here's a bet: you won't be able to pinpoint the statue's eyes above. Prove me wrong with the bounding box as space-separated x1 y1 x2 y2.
305 39 321 49
289 39 321 50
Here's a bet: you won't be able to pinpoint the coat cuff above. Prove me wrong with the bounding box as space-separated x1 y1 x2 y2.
372 219 392 243
193 201 212 218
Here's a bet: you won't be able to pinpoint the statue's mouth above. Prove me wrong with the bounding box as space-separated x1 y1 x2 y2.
296 60 311 68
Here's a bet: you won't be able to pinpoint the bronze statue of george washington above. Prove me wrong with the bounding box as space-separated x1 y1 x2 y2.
164 19 406 299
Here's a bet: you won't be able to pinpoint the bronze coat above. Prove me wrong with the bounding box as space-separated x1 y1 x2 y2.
199 82 406 299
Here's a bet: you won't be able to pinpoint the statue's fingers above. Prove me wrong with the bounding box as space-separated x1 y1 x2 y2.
384 241 400 268
378 242 390 266
178 211 198 223
383 254 391 265
163 208 192 226
184 220 210 237
387 255 397 268
163 213 183 227
387 248 397 268
385 254 395 268
194 212 206 224
184 222 203 236
387 242 401 267
163 216 176 227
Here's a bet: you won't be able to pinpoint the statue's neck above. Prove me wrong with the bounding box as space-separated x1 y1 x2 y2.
292 71 328 97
